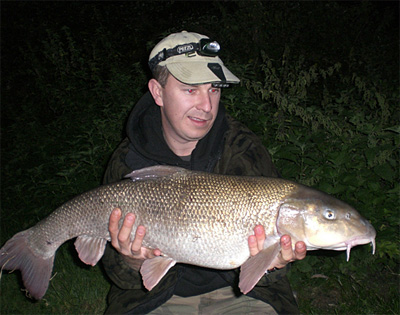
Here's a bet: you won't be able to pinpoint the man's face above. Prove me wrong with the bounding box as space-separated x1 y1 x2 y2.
153 75 221 152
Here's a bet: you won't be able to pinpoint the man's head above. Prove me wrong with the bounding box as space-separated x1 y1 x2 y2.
148 31 239 87
147 31 239 156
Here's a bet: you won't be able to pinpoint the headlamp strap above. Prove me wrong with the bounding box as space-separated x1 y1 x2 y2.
149 40 219 70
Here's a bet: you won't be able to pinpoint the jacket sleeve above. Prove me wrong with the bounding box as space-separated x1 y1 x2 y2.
214 115 280 178
102 138 133 185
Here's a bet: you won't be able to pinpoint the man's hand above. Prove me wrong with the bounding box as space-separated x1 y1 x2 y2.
248 225 306 269
109 208 161 264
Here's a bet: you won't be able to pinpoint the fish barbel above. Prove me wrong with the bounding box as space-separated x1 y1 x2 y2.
0 166 376 299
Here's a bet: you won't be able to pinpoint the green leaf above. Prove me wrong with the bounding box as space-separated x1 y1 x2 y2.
373 164 395 182
295 259 313 274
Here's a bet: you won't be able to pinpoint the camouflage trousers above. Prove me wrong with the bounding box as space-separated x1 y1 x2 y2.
148 286 278 314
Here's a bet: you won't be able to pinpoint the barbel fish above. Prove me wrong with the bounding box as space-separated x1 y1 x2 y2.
0 166 376 299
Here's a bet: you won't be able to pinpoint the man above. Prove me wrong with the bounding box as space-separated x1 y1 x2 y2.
102 31 306 314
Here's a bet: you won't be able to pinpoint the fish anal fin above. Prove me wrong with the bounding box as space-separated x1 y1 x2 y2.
140 256 176 291
0 229 55 300
125 165 187 181
74 235 107 266
239 241 281 294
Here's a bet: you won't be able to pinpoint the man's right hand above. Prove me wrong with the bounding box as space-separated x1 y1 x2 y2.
109 208 161 270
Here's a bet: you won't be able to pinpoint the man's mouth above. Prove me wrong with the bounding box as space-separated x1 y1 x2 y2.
189 116 209 122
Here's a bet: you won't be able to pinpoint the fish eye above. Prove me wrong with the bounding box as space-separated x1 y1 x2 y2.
345 213 351 220
324 209 336 220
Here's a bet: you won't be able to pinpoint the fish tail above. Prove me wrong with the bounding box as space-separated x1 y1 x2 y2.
0 229 55 300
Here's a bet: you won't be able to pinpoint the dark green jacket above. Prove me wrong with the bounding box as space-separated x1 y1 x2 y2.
102 92 299 314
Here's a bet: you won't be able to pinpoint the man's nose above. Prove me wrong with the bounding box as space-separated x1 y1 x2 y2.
196 91 212 112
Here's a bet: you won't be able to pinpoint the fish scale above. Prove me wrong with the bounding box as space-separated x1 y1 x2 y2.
0 165 376 299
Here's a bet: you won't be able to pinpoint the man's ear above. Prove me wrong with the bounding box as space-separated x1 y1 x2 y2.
148 79 163 107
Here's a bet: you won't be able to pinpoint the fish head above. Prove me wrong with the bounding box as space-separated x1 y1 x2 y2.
276 185 376 260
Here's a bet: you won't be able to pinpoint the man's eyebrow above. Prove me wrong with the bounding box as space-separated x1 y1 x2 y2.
179 83 200 88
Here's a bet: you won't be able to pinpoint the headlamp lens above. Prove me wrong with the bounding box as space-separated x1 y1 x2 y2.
199 39 220 56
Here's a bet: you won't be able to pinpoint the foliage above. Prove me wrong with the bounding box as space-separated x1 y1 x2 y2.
220 4 399 311
1 1 398 314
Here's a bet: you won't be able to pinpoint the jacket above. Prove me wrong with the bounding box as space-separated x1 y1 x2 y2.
102 91 299 314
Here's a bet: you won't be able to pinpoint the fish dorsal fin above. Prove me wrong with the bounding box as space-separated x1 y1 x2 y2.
140 256 176 291
239 241 281 294
125 165 187 181
74 235 107 266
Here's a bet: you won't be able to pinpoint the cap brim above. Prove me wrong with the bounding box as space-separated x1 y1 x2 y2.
165 59 240 85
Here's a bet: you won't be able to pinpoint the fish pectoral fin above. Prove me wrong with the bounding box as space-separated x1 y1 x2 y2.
140 256 176 291
74 235 107 266
239 242 281 294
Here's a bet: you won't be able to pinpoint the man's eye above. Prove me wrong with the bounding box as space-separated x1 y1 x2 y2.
187 89 194 93
210 88 220 94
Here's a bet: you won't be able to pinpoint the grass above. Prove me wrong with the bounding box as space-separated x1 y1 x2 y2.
288 251 399 314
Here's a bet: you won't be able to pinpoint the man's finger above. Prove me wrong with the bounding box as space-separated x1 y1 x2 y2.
254 225 265 250
131 225 146 253
117 213 135 245
294 241 307 260
280 235 294 262
248 235 259 256
109 208 122 247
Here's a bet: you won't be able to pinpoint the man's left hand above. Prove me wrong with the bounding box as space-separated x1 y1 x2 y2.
248 225 306 269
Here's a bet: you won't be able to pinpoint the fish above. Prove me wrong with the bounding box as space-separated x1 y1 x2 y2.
0 165 376 300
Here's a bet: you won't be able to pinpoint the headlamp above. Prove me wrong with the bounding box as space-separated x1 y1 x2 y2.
199 39 220 56
149 38 221 70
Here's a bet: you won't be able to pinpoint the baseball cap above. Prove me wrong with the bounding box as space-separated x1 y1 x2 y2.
148 31 240 86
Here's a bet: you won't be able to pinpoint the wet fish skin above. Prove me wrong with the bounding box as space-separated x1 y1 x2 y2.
0 166 376 299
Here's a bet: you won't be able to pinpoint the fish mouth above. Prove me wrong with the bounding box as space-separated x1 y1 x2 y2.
319 235 376 261
345 235 376 261
344 221 377 261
